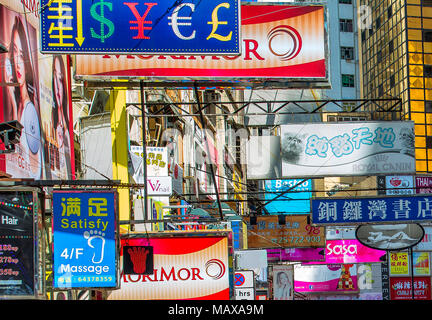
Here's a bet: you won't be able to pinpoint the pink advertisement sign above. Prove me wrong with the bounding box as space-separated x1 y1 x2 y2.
294 264 359 293
325 240 387 264
302 240 386 265
266 248 325 262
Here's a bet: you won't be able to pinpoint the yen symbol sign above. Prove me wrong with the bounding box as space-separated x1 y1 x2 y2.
234 273 245 287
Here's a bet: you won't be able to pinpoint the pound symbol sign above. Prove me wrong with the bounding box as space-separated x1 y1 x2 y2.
90 0 115 43
206 3 232 41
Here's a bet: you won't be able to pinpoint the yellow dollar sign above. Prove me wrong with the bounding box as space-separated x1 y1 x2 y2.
206 3 232 41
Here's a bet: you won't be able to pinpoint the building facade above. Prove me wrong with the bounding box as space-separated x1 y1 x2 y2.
359 0 432 172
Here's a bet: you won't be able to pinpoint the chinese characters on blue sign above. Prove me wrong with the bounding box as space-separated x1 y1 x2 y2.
53 191 117 288
39 0 241 55
312 195 432 225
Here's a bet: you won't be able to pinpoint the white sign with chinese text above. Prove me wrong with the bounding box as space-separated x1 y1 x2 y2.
280 121 415 177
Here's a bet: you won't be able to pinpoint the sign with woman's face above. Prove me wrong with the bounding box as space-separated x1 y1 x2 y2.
273 265 294 300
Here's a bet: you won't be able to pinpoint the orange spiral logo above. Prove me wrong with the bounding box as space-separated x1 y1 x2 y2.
205 259 226 280
267 25 302 61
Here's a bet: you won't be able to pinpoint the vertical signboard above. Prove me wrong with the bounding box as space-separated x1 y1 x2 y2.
52 190 118 288
0 189 37 298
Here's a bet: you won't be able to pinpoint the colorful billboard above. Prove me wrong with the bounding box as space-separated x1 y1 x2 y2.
40 0 241 55
312 194 432 225
109 235 230 300
75 4 328 83
264 179 312 214
0 1 74 180
52 190 118 288
280 121 415 177
294 264 359 293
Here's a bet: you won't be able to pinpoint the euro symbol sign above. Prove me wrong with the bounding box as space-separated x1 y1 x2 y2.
206 3 232 41
168 3 196 40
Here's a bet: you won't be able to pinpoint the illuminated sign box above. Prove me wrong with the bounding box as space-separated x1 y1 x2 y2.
75 4 328 84
52 190 118 289
39 0 241 55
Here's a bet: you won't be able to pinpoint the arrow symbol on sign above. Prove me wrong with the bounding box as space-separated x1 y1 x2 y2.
75 0 85 46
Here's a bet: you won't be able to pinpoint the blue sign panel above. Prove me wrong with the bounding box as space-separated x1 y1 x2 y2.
312 195 432 225
40 0 241 55
264 179 312 214
53 191 117 288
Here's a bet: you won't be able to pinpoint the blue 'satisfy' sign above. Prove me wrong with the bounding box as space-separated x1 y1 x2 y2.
311 195 432 225
52 191 117 288
40 0 241 55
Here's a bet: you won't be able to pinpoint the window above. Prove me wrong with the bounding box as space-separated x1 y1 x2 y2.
342 74 355 87
389 40 394 53
377 50 382 63
387 6 393 19
422 0 432 7
425 65 432 77
339 0 352 3
378 84 384 96
426 101 432 113
423 30 432 42
341 46 354 60
390 75 395 88
427 136 432 149
340 19 353 32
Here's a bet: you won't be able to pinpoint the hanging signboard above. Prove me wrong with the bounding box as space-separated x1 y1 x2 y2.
416 176 432 194
39 0 241 55
294 264 359 294
377 175 415 196
303 239 387 264
110 234 230 300
244 215 325 248
266 248 325 262
264 179 312 214
52 190 118 289
0 189 39 298
280 121 415 178
390 277 431 300
356 224 425 251
75 4 328 87
312 195 432 225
